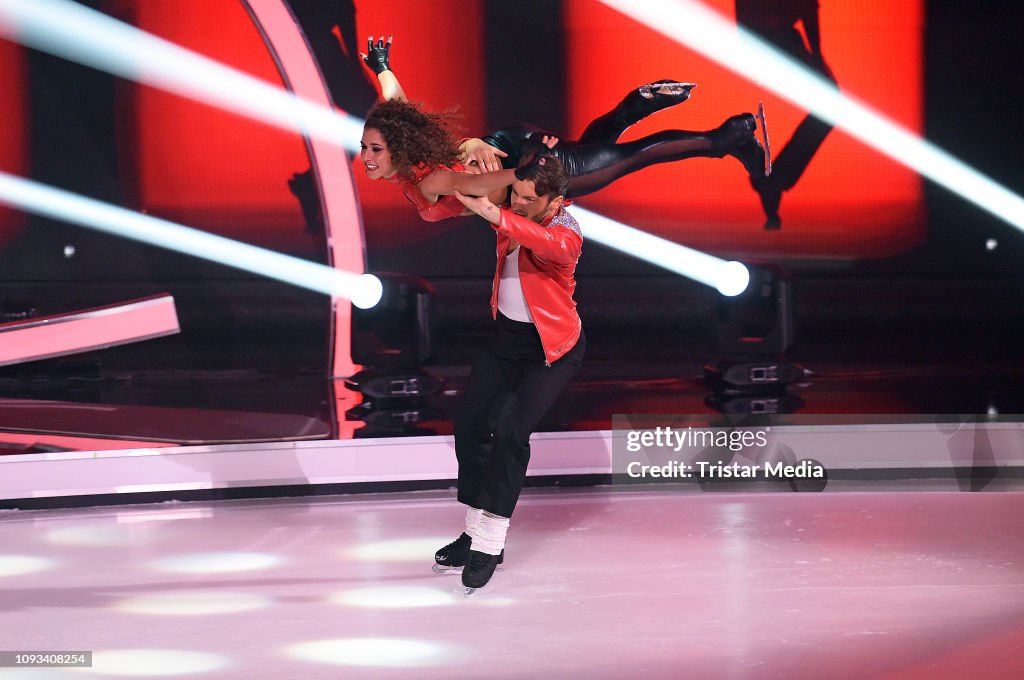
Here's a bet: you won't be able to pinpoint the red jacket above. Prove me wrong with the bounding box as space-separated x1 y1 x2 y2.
490 206 583 365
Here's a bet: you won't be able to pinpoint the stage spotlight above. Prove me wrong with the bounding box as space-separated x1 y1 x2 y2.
350 274 435 370
705 265 805 402
712 265 795 356
347 273 442 400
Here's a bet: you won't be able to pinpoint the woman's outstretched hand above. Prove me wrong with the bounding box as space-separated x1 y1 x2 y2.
360 35 392 75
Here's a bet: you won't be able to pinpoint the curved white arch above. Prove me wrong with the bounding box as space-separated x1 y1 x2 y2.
243 0 366 378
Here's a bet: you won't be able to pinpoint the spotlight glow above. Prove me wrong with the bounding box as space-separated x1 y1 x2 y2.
47 525 147 547
574 206 750 294
0 0 362 153
348 538 449 563
114 591 271 616
329 586 458 609
0 555 53 577
286 638 453 668
148 552 282 575
76 650 228 676
597 0 1024 235
0 173 381 308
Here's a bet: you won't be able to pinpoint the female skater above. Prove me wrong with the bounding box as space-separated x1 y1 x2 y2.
360 35 769 205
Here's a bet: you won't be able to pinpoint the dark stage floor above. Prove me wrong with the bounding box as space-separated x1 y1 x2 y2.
1 274 1023 448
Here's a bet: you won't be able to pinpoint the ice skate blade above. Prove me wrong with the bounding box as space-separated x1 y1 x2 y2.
463 586 479 597
756 102 772 177
432 563 463 575
638 81 697 98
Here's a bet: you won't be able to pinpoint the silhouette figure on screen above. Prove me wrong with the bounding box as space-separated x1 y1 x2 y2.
286 0 379 232
736 0 838 229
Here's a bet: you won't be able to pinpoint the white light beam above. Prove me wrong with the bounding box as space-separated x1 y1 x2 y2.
574 207 750 295
0 0 363 153
0 172 382 308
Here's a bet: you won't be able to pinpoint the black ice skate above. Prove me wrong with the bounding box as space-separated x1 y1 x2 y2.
462 549 503 596
755 101 773 178
714 111 771 181
433 533 503 574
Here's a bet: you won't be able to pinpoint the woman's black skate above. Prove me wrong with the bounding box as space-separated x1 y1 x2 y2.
462 549 503 596
433 533 503 574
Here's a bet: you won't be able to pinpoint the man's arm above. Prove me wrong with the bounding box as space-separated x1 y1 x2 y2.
453 192 581 265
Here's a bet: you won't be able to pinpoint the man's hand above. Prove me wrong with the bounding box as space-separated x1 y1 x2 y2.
360 35 392 75
459 138 509 174
453 190 501 225
515 134 559 181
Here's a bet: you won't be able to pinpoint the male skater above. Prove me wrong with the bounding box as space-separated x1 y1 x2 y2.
435 156 585 594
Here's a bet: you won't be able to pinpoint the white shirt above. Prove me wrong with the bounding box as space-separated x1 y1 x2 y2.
497 246 535 323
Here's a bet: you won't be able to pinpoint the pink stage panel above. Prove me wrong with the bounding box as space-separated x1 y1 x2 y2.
0 294 179 367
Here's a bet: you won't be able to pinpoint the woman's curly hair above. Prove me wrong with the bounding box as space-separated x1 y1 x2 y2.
363 99 460 178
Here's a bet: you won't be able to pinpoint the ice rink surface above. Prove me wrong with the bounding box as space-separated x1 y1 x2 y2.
2 485 1023 679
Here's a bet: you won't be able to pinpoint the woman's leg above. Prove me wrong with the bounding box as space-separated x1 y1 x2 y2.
563 113 766 198
577 80 696 144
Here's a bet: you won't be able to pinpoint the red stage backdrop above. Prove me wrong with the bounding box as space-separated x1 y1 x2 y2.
564 0 925 260
4 1 924 265
0 39 27 248
127 1 312 254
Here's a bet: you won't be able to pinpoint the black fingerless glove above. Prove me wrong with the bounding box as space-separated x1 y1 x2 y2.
515 137 555 180
363 36 391 75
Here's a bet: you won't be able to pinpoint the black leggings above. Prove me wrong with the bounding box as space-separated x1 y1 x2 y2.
482 124 719 199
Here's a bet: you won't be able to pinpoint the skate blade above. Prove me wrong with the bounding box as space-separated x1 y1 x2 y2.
463 587 479 597
638 82 697 99
756 102 772 177
432 563 463 575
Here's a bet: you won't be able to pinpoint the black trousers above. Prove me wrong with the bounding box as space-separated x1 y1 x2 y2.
454 314 585 518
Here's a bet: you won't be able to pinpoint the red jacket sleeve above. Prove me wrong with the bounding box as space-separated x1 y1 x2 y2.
495 208 582 265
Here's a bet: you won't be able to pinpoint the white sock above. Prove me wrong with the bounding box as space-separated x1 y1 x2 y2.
465 506 483 535
469 511 510 556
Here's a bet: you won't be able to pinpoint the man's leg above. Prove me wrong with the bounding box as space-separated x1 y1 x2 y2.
436 337 519 571
454 341 520 509
476 333 586 518
461 334 585 591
